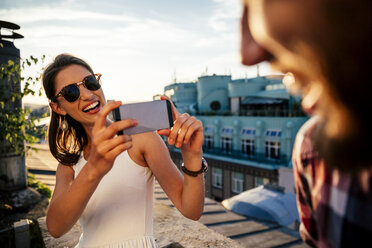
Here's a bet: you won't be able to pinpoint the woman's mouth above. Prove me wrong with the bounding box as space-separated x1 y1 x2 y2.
82 101 101 113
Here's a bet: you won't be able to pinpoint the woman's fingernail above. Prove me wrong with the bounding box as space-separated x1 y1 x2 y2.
169 138 174 144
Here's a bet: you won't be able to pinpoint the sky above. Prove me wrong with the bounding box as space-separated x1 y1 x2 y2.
1 0 272 105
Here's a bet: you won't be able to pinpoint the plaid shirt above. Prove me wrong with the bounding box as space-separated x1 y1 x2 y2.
292 117 372 248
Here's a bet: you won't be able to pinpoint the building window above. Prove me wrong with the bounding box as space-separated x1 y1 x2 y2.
204 135 214 149
204 125 215 133
221 137 232 153
204 125 215 150
265 129 282 137
212 167 223 188
241 139 254 157
265 141 280 160
255 176 269 187
221 127 233 134
241 128 256 136
232 172 244 193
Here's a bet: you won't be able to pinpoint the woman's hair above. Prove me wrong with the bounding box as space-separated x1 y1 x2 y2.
42 54 93 166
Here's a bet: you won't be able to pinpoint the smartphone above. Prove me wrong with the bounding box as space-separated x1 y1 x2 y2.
112 100 173 135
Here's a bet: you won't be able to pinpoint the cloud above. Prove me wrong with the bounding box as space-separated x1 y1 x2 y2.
2 0 268 104
208 0 241 32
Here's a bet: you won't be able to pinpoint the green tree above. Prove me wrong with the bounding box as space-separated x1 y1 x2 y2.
0 53 46 156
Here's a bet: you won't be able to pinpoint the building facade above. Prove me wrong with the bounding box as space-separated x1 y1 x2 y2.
162 74 308 201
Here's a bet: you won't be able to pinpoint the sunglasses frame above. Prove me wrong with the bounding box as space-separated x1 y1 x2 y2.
52 73 102 102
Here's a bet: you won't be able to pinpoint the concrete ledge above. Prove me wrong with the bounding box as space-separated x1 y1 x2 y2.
153 202 242 247
38 202 242 248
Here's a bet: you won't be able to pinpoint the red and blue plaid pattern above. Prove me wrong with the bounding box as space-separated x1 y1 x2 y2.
292 117 372 248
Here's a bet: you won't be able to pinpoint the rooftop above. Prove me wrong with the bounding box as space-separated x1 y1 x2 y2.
26 144 309 247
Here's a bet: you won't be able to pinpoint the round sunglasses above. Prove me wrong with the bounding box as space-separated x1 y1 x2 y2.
52 73 102 102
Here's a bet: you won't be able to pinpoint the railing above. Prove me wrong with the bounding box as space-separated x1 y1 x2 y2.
197 109 306 117
169 145 288 166
238 109 306 117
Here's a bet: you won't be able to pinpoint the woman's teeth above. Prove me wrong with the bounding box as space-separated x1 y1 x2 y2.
83 101 99 112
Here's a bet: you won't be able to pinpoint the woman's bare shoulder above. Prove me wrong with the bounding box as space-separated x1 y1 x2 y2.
128 132 166 165
131 131 163 148
55 163 75 179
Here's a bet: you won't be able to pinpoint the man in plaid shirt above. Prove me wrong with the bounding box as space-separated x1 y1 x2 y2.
240 0 372 246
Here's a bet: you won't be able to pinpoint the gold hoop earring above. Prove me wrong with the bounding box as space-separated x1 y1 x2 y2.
61 115 68 132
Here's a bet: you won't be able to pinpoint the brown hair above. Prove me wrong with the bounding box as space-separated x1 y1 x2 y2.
42 54 93 165
285 0 372 171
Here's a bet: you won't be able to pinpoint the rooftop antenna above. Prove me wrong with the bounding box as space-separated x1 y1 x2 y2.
172 69 177 83
256 64 260 77
245 71 248 83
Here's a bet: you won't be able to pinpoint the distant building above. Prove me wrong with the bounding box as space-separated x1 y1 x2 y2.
160 74 308 201
24 103 50 118
24 103 50 144
164 82 197 114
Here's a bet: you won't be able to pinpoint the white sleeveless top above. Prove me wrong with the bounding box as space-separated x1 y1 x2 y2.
73 151 157 248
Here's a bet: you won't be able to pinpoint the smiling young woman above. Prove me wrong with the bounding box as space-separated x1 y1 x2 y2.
42 54 206 247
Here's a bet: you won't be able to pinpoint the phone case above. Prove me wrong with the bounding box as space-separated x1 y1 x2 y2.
112 100 173 135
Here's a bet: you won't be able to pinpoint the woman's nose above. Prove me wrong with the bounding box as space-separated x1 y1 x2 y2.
79 84 94 100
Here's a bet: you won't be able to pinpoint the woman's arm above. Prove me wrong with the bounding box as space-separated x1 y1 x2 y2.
46 162 103 237
46 101 137 237
137 132 204 220
139 96 205 220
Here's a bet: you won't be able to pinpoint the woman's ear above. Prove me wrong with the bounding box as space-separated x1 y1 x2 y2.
49 101 67 116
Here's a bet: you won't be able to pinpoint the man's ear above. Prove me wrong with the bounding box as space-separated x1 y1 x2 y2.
49 101 67 116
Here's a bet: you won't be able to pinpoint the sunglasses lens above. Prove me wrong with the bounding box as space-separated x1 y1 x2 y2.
84 75 101 91
63 84 80 102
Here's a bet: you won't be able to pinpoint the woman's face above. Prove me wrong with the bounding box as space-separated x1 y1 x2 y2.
242 0 329 114
52 64 106 127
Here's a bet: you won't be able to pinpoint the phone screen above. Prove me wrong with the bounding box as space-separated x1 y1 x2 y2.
112 100 173 135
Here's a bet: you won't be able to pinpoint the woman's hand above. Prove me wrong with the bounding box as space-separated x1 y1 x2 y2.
88 101 138 179
157 96 203 156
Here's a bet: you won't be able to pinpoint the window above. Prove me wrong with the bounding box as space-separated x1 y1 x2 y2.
221 127 233 134
232 172 244 193
242 139 254 157
265 141 280 160
265 129 282 137
212 168 223 188
221 137 232 153
204 135 214 149
241 128 256 136
204 125 215 133
255 176 269 187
